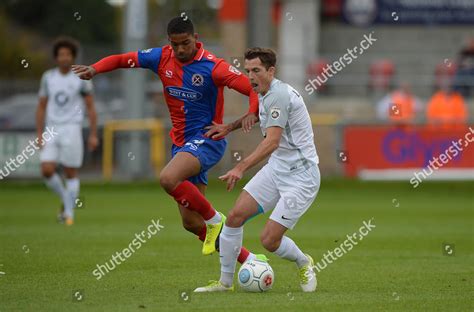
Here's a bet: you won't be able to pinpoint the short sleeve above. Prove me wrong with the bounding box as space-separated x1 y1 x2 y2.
80 80 94 96
38 72 48 97
263 91 290 129
137 47 162 72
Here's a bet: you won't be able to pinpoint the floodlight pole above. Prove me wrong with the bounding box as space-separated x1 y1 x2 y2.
122 0 148 178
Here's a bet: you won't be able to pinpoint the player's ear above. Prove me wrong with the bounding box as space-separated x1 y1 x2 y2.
268 66 276 75
194 33 199 41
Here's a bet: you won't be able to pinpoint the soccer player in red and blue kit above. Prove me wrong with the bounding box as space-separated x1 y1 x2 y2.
72 17 266 263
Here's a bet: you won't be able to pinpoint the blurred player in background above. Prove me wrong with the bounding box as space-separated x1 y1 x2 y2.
195 48 319 293
72 17 265 263
36 37 98 226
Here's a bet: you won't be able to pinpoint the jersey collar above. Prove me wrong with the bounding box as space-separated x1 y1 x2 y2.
173 41 205 65
259 78 279 98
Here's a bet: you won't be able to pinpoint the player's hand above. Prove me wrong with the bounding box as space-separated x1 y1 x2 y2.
204 121 231 139
219 168 243 191
88 134 99 151
72 65 97 80
242 113 258 133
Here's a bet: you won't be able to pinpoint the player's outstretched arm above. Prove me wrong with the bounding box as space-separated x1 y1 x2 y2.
212 60 259 132
72 51 139 80
72 65 96 80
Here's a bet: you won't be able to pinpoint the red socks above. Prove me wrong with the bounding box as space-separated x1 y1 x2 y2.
237 247 251 264
170 181 216 221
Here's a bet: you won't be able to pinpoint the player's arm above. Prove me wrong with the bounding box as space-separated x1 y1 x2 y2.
235 126 282 172
84 95 98 151
220 93 288 191
80 80 98 151
220 126 282 191
36 73 48 148
35 97 47 148
72 51 138 80
204 112 258 139
72 48 162 80
212 60 259 131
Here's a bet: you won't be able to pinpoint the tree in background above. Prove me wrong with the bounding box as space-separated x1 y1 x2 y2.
0 0 119 79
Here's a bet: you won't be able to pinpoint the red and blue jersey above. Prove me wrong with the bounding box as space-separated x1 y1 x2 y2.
92 42 258 146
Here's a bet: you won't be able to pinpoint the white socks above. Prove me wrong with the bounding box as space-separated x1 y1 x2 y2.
218 227 308 287
44 174 80 219
273 236 309 268
64 178 80 219
219 225 243 287
45 173 65 198
66 178 80 204
204 211 222 225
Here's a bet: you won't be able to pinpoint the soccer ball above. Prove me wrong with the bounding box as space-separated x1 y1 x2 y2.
238 259 274 292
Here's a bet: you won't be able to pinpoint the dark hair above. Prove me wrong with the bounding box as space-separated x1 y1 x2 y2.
167 16 194 36
244 47 277 70
53 36 79 58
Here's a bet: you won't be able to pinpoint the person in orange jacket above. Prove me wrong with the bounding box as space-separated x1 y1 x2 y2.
376 83 422 123
426 86 468 129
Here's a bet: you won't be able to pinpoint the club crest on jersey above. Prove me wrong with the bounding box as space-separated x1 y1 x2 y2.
54 91 69 107
191 74 204 86
270 107 280 120
166 86 203 102
229 65 241 75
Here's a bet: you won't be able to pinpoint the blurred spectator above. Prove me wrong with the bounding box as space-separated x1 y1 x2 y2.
453 38 474 97
434 60 457 91
376 83 422 123
426 87 467 129
369 59 395 94
306 59 330 94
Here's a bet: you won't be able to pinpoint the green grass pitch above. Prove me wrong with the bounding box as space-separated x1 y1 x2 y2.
0 179 472 311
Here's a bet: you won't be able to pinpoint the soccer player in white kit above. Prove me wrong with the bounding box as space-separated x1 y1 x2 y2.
195 48 320 292
36 37 98 226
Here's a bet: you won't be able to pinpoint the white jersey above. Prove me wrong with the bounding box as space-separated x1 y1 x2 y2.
258 78 319 175
38 68 93 126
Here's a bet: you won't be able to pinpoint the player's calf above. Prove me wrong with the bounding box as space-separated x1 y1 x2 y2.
182 218 205 236
260 233 282 252
260 220 287 252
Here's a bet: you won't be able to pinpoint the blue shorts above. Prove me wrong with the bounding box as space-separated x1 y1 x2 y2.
171 133 227 185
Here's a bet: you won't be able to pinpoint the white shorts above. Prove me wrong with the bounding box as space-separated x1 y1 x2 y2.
243 164 320 230
40 124 83 168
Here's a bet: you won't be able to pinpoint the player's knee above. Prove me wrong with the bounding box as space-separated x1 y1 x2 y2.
260 233 280 252
226 209 246 227
63 168 77 179
41 165 55 178
159 171 178 192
